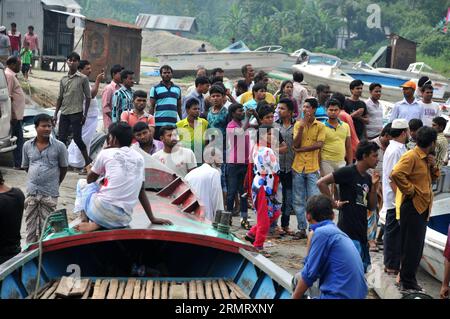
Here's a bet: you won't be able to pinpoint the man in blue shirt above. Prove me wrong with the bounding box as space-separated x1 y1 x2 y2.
292 195 368 299
150 65 182 139
390 81 423 122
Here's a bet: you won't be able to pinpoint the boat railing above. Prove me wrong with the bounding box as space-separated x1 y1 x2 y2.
254 45 283 52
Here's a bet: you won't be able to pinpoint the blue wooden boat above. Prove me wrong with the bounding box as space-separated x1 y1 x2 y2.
0 155 293 299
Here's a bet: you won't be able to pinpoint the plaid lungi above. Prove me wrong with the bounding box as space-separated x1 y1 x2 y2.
25 195 58 244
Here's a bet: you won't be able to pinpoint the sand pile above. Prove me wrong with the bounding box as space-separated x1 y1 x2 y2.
141 31 216 57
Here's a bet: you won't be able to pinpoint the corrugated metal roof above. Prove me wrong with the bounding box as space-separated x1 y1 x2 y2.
41 0 81 10
135 14 197 32
87 18 142 30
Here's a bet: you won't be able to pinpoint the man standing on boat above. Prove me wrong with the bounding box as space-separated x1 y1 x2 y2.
22 114 68 243
74 122 172 233
150 65 182 140
292 195 368 299
390 81 423 123
382 119 409 275
390 126 439 292
344 80 369 141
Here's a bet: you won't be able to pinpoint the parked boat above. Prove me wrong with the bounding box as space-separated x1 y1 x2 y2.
0 152 293 299
379 183 450 283
292 57 406 102
376 63 450 99
421 193 450 282
157 41 297 78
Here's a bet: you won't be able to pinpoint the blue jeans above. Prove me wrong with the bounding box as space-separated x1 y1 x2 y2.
279 171 293 228
226 164 248 219
293 170 320 231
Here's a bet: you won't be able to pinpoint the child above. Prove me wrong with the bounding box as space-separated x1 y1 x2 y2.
245 124 282 255
20 41 33 80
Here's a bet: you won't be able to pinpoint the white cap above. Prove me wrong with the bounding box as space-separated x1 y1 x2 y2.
392 119 409 129
0 26 6 32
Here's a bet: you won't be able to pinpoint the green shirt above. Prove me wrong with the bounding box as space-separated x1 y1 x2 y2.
20 48 33 65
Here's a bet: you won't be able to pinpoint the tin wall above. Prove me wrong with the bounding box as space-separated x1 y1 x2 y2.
82 20 142 83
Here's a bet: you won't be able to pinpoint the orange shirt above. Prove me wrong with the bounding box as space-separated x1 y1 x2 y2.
339 110 359 159
120 110 155 128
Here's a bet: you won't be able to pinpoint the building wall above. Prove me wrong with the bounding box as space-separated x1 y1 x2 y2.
0 0 44 52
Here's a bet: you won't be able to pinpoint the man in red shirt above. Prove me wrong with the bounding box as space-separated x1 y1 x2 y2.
8 23 21 57
23 25 39 74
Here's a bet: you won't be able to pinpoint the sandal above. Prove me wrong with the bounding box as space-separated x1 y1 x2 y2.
282 227 295 235
241 219 251 230
384 268 399 275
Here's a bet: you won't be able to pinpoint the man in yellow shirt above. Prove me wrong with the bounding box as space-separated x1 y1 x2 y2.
292 98 326 239
239 71 276 105
176 98 208 164
391 126 439 292
321 101 353 176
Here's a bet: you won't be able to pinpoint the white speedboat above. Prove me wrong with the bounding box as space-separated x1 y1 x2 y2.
377 63 449 99
292 56 406 102
157 41 297 77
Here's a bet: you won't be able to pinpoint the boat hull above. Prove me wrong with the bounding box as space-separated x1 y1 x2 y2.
157 52 297 78
0 231 293 299
292 64 405 102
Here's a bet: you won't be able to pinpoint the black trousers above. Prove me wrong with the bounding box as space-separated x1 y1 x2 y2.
279 171 293 228
58 112 87 152
399 199 428 287
383 208 401 270
11 120 24 168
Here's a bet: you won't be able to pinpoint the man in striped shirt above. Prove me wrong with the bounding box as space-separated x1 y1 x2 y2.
111 70 135 123
150 65 182 139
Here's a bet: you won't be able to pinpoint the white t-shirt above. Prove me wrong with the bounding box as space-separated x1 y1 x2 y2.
91 147 145 213
152 146 197 178
420 101 441 126
185 163 224 221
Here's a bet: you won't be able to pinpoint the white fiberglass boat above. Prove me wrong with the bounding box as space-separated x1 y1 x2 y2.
157 41 297 78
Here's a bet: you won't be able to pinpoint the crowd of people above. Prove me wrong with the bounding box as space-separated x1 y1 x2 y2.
1 48 450 299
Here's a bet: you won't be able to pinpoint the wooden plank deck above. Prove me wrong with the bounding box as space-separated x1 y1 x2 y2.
33 278 250 299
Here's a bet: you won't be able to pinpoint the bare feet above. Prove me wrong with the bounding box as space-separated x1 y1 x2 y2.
80 211 89 223
74 222 101 233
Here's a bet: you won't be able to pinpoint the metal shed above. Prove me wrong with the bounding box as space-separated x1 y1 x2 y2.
0 0 83 63
369 33 417 70
82 18 142 84
135 14 198 35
